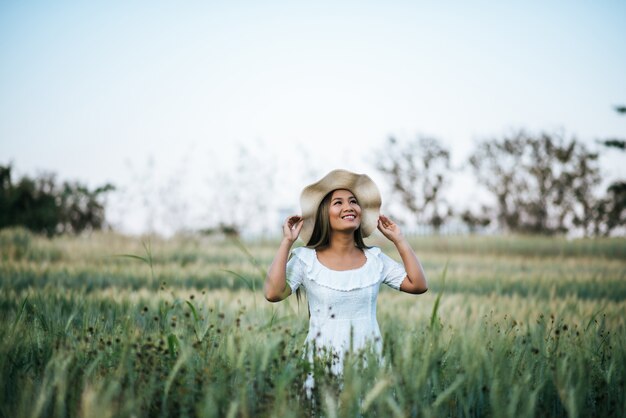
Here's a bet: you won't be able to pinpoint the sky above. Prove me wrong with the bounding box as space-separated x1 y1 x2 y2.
1 0 625 235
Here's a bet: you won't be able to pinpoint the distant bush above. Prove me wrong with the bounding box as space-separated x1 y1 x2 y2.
0 164 115 236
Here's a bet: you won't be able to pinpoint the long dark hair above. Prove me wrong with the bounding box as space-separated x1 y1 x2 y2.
306 190 369 250
296 189 370 304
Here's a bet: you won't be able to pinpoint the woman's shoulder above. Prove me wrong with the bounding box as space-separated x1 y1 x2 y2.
364 246 382 257
291 246 314 255
364 246 398 266
290 246 315 265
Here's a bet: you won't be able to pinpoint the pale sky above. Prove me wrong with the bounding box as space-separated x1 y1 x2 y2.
1 1 625 235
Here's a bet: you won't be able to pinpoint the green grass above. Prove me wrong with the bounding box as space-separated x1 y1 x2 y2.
0 228 625 417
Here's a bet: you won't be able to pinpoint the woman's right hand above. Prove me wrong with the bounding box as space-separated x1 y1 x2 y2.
266 216 302 302
283 215 303 243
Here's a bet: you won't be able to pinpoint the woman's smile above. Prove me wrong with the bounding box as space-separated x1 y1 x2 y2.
329 189 362 232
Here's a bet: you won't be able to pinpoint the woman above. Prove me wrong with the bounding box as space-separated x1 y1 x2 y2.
264 169 428 390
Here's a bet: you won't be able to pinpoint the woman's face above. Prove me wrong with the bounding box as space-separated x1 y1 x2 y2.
328 189 362 234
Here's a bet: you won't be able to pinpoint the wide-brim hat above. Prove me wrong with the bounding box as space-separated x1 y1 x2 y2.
299 169 382 244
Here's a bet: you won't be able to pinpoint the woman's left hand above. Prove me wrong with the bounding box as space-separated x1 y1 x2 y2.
377 214 404 243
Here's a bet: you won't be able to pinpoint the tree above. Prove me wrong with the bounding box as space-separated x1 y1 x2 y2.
57 182 115 234
598 139 625 150
0 164 115 236
468 133 527 232
589 182 625 236
375 136 452 232
592 104 626 235
468 131 605 235
460 207 492 233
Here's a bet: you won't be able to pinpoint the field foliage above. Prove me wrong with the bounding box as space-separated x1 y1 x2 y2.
1 227 625 417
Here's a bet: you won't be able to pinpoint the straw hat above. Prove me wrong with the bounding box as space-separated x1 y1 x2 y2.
299 169 382 244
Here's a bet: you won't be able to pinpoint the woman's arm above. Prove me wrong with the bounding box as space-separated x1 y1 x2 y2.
377 215 428 294
264 216 303 302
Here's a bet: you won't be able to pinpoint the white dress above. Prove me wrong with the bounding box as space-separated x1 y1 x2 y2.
286 246 407 378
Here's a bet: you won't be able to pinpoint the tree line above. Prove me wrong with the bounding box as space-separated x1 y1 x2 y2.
375 106 624 237
376 130 624 236
1 125 624 237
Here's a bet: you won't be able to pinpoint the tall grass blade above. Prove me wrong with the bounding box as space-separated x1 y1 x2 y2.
433 374 465 407
585 304 607 331
185 301 200 323
222 269 253 290
430 261 448 330
11 296 28 334
113 254 148 263
223 269 257 310
230 236 267 279
112 240 156 286
167 333 180 359
162 349 189 410
361 378 390 412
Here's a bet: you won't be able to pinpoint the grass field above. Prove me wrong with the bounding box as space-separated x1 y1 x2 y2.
1 227 625 417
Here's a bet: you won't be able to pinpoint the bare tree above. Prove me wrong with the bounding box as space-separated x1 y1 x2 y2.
469 130 605 235
375 136 451 232
468 133 528 231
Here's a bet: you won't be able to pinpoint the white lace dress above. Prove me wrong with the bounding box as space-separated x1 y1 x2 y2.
286 246 407 378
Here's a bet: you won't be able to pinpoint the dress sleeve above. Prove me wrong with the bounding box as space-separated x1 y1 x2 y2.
285 249 307 293
379 251 407 291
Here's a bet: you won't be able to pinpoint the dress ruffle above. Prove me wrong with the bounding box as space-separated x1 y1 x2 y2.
290 246 384 292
